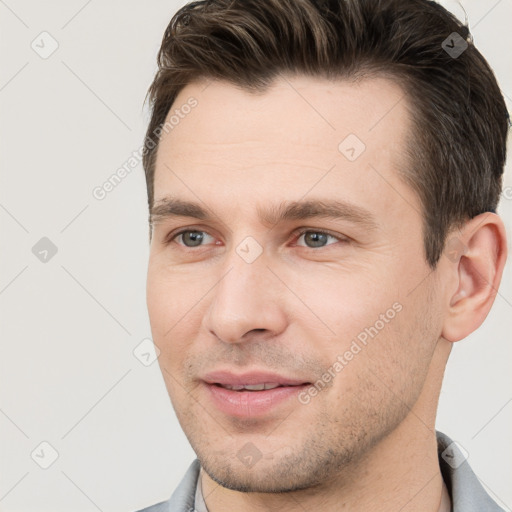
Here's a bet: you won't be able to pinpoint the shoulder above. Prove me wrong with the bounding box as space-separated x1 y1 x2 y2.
135 459 201 512
436 430 505 512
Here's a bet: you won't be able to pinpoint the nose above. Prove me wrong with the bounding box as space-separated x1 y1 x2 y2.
202 248 288 344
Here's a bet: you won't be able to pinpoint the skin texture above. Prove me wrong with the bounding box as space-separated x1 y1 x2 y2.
146 75 507 512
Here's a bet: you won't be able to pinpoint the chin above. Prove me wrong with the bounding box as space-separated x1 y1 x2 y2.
201 461 322 493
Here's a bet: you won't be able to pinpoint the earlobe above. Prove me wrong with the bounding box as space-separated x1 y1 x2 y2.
441 213 507 343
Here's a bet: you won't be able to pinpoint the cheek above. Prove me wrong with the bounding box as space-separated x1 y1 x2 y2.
146 269 173 336
291 268 401 341
146 263 196 363
353 287 440 401
146 259 197 330
295 268 425 389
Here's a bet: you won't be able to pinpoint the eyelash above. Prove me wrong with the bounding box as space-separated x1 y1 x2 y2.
165 227 347 250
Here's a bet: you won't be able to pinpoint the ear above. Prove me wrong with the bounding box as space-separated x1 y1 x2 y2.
441 212 508 343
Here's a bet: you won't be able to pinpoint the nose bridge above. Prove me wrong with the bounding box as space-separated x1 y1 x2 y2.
203 241 286 344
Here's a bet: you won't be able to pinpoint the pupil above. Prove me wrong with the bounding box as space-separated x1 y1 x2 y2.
184 231 203 247
306 232 327 247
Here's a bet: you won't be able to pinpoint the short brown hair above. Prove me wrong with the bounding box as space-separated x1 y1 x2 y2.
142 0 509 267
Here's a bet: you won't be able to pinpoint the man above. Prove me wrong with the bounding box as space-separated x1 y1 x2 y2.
137 0 509 510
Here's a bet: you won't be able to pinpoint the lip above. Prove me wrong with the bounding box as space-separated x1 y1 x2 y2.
202 370 309 387
201 370 311 418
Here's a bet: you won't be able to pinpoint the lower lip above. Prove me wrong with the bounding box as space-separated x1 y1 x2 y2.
204 383 310 418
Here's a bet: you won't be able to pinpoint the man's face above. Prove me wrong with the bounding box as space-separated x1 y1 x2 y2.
146 76 446 491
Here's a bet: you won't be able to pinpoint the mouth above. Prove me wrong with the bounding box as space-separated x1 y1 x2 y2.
200 370 312 417
202 369 311 388
211 382 306 391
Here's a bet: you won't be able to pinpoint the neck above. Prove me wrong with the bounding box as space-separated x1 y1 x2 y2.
201 339 452 512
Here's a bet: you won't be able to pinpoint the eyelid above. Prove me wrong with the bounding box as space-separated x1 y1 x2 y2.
165 226 348 248
164 226 215 246
292 227 348 247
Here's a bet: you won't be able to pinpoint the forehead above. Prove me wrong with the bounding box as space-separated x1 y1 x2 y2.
152 75 416 220
162 74 408 139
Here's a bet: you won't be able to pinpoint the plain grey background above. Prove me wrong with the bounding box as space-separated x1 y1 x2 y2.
1 1 511 511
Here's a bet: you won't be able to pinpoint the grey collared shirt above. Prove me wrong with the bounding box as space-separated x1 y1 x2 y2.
136 430 505 512
194 454 447 512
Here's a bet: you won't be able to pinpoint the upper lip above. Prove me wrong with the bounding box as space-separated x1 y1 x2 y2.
201 370 310 387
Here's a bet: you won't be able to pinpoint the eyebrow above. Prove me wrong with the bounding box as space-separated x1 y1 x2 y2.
150 197 378 231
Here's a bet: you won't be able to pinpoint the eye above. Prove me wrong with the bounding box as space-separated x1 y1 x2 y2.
170 229 216 248
165 228 347 250
294 229 346 249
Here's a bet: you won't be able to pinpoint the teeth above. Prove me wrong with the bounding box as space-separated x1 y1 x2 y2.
242 384 266 391
221 383 281 391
